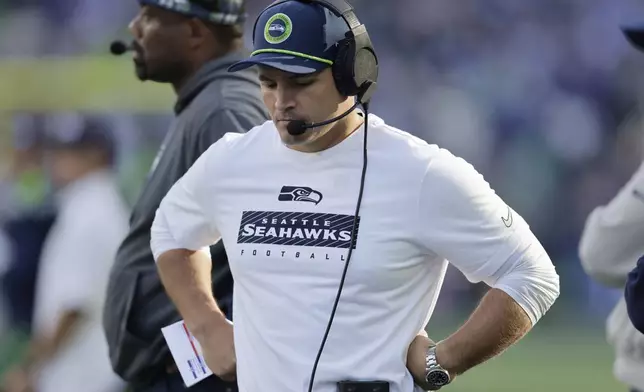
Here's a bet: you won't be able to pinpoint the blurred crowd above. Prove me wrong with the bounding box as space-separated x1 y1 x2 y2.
2 0 644 389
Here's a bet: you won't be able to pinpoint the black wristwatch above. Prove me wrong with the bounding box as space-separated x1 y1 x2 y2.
424 345 451 390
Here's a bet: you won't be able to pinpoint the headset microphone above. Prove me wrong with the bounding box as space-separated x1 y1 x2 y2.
286 101 359 136
285 120 307 136
109 40 132 56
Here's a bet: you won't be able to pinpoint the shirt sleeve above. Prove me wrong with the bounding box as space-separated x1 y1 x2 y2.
579 161 644 287
415 148 559 323
150 138 228 262
488 240 560 325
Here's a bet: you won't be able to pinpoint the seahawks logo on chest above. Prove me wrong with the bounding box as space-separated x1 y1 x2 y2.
278 186 323 205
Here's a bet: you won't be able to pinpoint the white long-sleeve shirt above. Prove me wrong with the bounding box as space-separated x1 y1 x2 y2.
32 170 129 392
151 114 560 392
579 160 644 390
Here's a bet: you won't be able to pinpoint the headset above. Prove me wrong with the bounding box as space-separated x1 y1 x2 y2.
253 1 379 391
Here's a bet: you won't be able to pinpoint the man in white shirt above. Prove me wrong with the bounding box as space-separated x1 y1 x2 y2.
626 256 644 335
2 115 129 392
150 1 560 391
578 25 644 392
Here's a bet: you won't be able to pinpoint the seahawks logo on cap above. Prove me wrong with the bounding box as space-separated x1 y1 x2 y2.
264 13 292 44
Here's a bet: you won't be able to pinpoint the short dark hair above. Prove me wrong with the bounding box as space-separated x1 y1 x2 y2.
206 22 244 43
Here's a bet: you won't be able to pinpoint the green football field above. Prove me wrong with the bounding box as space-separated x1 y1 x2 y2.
0 320 624 392
426 322 624 392
446 338 619 391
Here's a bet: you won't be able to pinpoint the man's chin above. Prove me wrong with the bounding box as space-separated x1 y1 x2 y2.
278 128 316 146
134 65 148 81
134 65 176 84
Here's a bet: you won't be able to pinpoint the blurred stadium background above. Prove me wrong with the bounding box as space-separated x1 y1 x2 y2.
2 0 644 390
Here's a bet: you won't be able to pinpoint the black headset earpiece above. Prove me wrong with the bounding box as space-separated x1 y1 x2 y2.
304 0 378 104
332 36 360 97
257 0 378 104
317 0 378 104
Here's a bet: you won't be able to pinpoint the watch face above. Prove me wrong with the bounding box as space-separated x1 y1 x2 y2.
427 370 450 387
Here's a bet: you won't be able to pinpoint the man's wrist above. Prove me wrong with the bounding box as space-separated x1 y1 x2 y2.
434 341 457 379
189 309 229 342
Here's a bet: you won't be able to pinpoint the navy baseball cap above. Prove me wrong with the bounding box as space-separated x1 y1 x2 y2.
138 0 246 25
623 24 644 51
228 0 350 74
44 114 116 159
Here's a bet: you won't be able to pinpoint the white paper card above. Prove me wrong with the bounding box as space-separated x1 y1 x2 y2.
161 320 213 387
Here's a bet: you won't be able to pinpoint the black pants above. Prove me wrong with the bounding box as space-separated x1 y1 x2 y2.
132 372 238 392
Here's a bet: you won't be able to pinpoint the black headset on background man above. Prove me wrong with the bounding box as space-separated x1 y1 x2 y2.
256 1 380 391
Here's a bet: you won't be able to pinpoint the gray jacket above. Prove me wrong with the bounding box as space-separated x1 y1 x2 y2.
102 51 269 387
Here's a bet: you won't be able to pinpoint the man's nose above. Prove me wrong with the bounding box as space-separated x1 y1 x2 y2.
274 85 297 112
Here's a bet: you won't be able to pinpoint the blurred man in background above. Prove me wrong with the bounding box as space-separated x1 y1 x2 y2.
0 116 57 377
626 256 644 334
1 114 129 392
102 0 268 391
578 26 644 392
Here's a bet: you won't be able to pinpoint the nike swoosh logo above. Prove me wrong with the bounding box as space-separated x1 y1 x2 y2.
502 206 513 228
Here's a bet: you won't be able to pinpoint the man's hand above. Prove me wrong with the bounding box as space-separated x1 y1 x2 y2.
194 316 237 382
2 366 34 392
28 336 54 365
407 333 443 390
156 249 235 380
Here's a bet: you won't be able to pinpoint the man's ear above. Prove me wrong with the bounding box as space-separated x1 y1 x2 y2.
186 18 210 49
